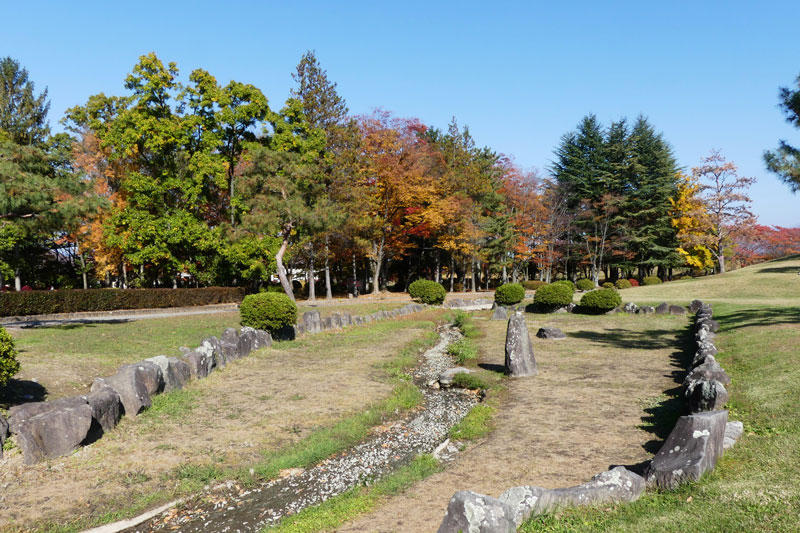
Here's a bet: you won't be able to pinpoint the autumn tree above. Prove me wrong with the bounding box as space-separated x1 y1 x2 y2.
764 73 800 193
693 151 756 274
669 171 714 271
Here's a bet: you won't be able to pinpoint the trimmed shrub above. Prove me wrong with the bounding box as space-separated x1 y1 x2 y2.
575 278 595 291
0 326 20 386
628 278 640 287
408 279 446 305
602 282 615 289
615 279 632 289
521 280 546 290
0 287 244 318
552 279 576 292
642 276 663 286
240 292 297 334
580 288 622 313
532 282 574 310
494 283 525 305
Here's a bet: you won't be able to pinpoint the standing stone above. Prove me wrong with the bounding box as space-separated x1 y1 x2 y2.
302 311 322 334
504 312 538 377
437 491 516 533
8 397 93 464
655 302 669 314
146 355 190 392
86 386 122 433
252 328 272 349
237 327 257 357
646 410 728 489
491 305 509 321
183 350 213 379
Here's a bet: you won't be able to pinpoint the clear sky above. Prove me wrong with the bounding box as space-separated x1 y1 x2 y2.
3 1 799 226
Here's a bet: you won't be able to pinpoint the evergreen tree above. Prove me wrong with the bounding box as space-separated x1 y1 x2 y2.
764 73 800 193
0 57 50 146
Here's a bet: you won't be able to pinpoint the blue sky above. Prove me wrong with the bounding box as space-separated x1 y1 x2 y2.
3 1 799 225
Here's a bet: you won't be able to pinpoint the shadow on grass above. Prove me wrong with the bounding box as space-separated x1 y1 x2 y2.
16 319 134 330
717 306 800 330
0 378 48 409
756 266 800 274
478 363 506 374
566 328 679 350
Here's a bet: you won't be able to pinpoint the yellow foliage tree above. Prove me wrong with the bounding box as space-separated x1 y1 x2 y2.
669 172 714 270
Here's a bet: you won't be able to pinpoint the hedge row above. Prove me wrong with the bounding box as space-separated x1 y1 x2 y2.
0 287 245 317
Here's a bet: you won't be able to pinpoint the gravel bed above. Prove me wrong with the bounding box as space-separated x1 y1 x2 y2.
129 326 476 533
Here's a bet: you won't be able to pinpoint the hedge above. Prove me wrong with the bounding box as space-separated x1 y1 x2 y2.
494 283 525 305
0 287 245 317
408 279 446 305
642 276 663 286
575 278 595 291
521 280 547 290
532 282 574 309
0 326 20 386
615 279 633 289
580 288 622 313
552 279 576 292
240 292 297 333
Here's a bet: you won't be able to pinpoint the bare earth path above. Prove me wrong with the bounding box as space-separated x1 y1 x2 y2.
338 312 687 532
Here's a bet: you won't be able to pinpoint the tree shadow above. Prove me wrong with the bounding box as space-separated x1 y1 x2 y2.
566 328 679 350
757 266 800 274
478 363 506 374
717 306 800 331
0 378 48 409
14 319 132 330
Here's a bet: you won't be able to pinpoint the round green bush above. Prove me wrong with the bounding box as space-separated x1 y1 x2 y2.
602 282 615 289
580 288 622 313
240 292 297 333
552 279 575 292
575 278 595 291
0 326 20 386
615 279 632 289
408 279 446 305
494 282 525 305
532 282 574 309
642 276 663 286
521 280 546 290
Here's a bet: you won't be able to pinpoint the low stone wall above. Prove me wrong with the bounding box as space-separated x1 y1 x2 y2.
0 302 434 465
437 300 743 532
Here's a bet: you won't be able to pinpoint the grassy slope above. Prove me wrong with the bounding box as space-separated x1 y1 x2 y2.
521 256 800 532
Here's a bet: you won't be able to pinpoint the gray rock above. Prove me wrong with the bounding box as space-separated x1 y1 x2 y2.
669 305 687 315
566 302 577 313
685 378 728 413
86 385 122 433
499 467 645 526
504 312 538 377
689 299 705 313
252 328 272 349
199 336 223 367
491 305 509 321
303 311 322 334
8 397 92 464
655 302 669 314
146 355 189 392
340 313 352 327
637 305 655 314
623 302 639 314
685 360 730 386
723 420 744 450
183 350 213 378
237 327 257 357
698 318 720 332
536 327 566 339
220 327 239 345
646 410 728 489
218 341 239 364
295 323 306 336
439 367 472 388
91 362 163 417
437 491 517 533
0 414 7 458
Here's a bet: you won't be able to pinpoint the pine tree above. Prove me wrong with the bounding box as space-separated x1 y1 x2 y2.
764 73 800 193
0 57 50 146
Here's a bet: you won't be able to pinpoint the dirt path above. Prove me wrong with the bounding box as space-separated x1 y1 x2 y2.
338 312 686 532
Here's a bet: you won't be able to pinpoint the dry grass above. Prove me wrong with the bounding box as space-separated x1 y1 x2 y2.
338 310 688 532
0 314 442 532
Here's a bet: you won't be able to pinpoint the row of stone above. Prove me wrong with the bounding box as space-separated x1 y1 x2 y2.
491 301 691 320
436 301 742 532
296 302 427 336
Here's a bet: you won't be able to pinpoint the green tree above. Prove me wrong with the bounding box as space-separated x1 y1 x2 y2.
764 73 800 193
0 57 50 146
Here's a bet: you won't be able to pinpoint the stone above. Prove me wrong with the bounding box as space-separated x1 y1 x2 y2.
0 414 7 458
499 467 645 526
439 367 472 388
646 410 728 489
669 305 687 315
295 323 306 336
237 327 257 357
8 396 92 464
685 378 728 413
341 313 353 327
536 327 566 339
303 311 322 334
146 355 190 392
245 328 270 349
685 360 730 386
491 305 509 321
698 318 720 332
623 302 638 314
437 490 517 533
689 299 705 313
565 302 577 313
723 420 744 450
655 302 669 314
183 350 213 379
220 327 239 345
86 385 122 433
218 341 239 364
199 336 223 368
504 312 537 377
91 361 163 417
637 305 655 314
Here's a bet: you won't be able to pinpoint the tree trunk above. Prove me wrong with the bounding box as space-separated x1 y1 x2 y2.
435 251 441 283
14 268 21 291
80 253 88 290
718 252 726 274
449 256 455 292
502 264 507 284
122 263 128 289
470 257 476 292
308 254 316 301
371 238 384 295
276 236 295 301
352 253 358 297
324 236 333 299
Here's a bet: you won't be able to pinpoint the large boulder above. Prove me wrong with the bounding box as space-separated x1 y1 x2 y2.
183 350 214 379
646 410 728 489
499 467 645 526
91 361 163 417
86 386 122 433
491 305 509 321
504 312 537 377
8 397 93 464
146 355 190 392
437 491 517 533
303 311 322 334
536 327 566 339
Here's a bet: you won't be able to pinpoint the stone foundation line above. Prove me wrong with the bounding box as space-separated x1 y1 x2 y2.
1 298 494 466
437 299 744 532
